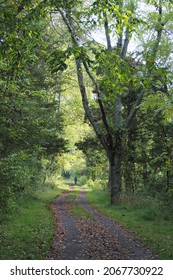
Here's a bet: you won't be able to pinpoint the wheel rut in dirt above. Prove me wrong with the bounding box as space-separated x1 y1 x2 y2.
46 186 156 260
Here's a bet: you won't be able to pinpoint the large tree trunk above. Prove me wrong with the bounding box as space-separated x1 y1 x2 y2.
109 149 122 204
107 133 122 203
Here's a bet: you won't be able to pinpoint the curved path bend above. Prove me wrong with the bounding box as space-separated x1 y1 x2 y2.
46 186 156 260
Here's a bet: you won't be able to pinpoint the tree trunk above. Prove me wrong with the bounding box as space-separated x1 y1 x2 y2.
166 170 170 191
108 148 122 204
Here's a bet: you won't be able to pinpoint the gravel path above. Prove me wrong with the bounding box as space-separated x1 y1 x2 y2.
46 186 156 260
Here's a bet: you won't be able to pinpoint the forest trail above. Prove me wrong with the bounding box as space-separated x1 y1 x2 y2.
46 186 156 260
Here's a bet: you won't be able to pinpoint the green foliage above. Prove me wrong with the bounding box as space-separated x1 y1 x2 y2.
47 50 69 73
159 189 173 219
77 175 88 186
0 186 17 222
96 51 132 95
141 90 173 124
0 0 67 216
85 178 108 190
76 133 108 181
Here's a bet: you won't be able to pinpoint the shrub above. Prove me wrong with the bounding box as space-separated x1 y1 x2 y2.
77 175 88 186
85 178 108 190
159 189 173 219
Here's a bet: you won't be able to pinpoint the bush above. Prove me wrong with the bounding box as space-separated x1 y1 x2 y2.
85 178 108 190
0 185 18 222
77 175 88 186
0 149 44 217
159 189 173 219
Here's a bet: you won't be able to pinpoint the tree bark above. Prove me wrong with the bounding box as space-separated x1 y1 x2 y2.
103 11 112 50
109 147 122 204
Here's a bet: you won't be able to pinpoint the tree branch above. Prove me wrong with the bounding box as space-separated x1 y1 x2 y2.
121 27 130 59
103 11 112 50
81 59 113 143
149 0 164 65
75 57 108 149
126 89 144 129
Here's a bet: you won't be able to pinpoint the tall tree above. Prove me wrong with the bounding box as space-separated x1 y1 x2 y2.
48 0 173 203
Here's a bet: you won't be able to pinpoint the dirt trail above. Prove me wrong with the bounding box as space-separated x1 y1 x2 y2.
46 186 156 260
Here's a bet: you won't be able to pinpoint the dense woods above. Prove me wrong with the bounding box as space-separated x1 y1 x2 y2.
0 0 67 219
1 0 173 248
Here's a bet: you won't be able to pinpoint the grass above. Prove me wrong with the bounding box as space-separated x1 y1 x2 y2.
67 187 80 201
0 180 65 260
87 189 173 260
67 186 94 219
70 205 94 219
